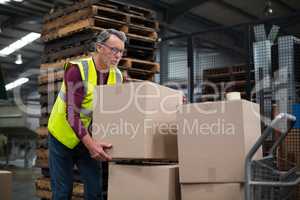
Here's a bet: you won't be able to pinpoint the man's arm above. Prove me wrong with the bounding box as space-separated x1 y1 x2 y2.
65 64 112 161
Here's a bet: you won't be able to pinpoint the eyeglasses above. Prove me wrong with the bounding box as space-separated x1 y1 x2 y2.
101 43 124 55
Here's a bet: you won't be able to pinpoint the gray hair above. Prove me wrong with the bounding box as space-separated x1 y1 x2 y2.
96 29 127 43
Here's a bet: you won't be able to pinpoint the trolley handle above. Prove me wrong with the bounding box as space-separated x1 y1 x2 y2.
246 113 296 163
268 124 291 157
268 113 297 157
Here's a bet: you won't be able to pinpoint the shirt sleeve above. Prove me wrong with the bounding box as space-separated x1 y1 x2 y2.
64 63 88 140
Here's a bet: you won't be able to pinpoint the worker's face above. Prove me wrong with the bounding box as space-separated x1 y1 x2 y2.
97 34 125 67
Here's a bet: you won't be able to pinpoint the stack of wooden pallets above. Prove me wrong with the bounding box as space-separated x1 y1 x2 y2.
40 0 160 81
200 64 254 102
35 0 160 199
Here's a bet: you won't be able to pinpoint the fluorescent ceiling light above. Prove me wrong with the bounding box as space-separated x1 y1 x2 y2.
0 0 10 4
5 77 29 91
0 0 23 4
0 32 40 57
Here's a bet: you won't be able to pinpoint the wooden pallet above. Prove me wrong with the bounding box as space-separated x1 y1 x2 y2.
40 56 158 72
127 35 157 49
42 17 127 42
43 43 156 65
211 80 252 87
37 137 48 149
36 157 48 169
43 46 156 64
40 60 66 70
39 70 64 85
125 47 156 61
42 43 93 63
41 104 55 116
44 0 155 23
39 57 158 83
94 0 127 11
43 4 157 35
203 64 247 76
40 55 91 70
44 30 97 53
36 177 84 196
43 6 95 34
94 0 156 20
125 4 155 19
36 150 48 168
43 0 94 22
36 148 48 160
44 30 156 54
125 25 158 41
119 58 159 73
127 14 159 30
203 71 248 79
41 102 56 115
36 189 84 200
40 116 49 127
122 69 155 82
36 177 84 199
40 93 58 107
36 127 49 138
42 17 157 43
38 82 62 94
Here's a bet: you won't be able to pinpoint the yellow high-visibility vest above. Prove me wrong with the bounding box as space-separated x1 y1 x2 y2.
48 57 123 149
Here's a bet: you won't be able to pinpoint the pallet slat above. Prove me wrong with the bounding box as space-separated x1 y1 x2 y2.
128 14 159 30
42 17 157 42
36 177 84 199
42 17 126 42
36 177 84 196
39 70 64 85
120 58 159 72
36 127 49 138
43 6 94 34
39 82 62 94
43 4 158 36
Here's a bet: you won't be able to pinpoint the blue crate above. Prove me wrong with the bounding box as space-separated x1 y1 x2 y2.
292 104 300 128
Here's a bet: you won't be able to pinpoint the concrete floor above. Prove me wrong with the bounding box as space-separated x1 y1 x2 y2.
1 161 41 200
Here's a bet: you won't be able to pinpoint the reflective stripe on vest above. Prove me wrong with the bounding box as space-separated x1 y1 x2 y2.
48 57 123 149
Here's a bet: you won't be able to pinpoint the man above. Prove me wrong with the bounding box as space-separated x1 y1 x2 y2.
47 29 126 200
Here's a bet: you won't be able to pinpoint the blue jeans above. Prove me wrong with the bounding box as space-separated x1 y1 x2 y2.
48 134 103 200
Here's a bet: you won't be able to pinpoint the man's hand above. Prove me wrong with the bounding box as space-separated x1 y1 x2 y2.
89 141 112 161
81 134 112 161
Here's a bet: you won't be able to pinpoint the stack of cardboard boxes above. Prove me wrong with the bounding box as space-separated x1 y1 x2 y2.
92 81 263 200
177 100 262 200
93 81 183 200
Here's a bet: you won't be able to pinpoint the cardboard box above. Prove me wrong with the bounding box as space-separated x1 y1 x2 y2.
177 100 262 183
108 164 180 200
0 170 12 200
93 81 183 160
181 183 244 200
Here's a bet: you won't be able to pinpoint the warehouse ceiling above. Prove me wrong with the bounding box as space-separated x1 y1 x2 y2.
0 0 299 100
